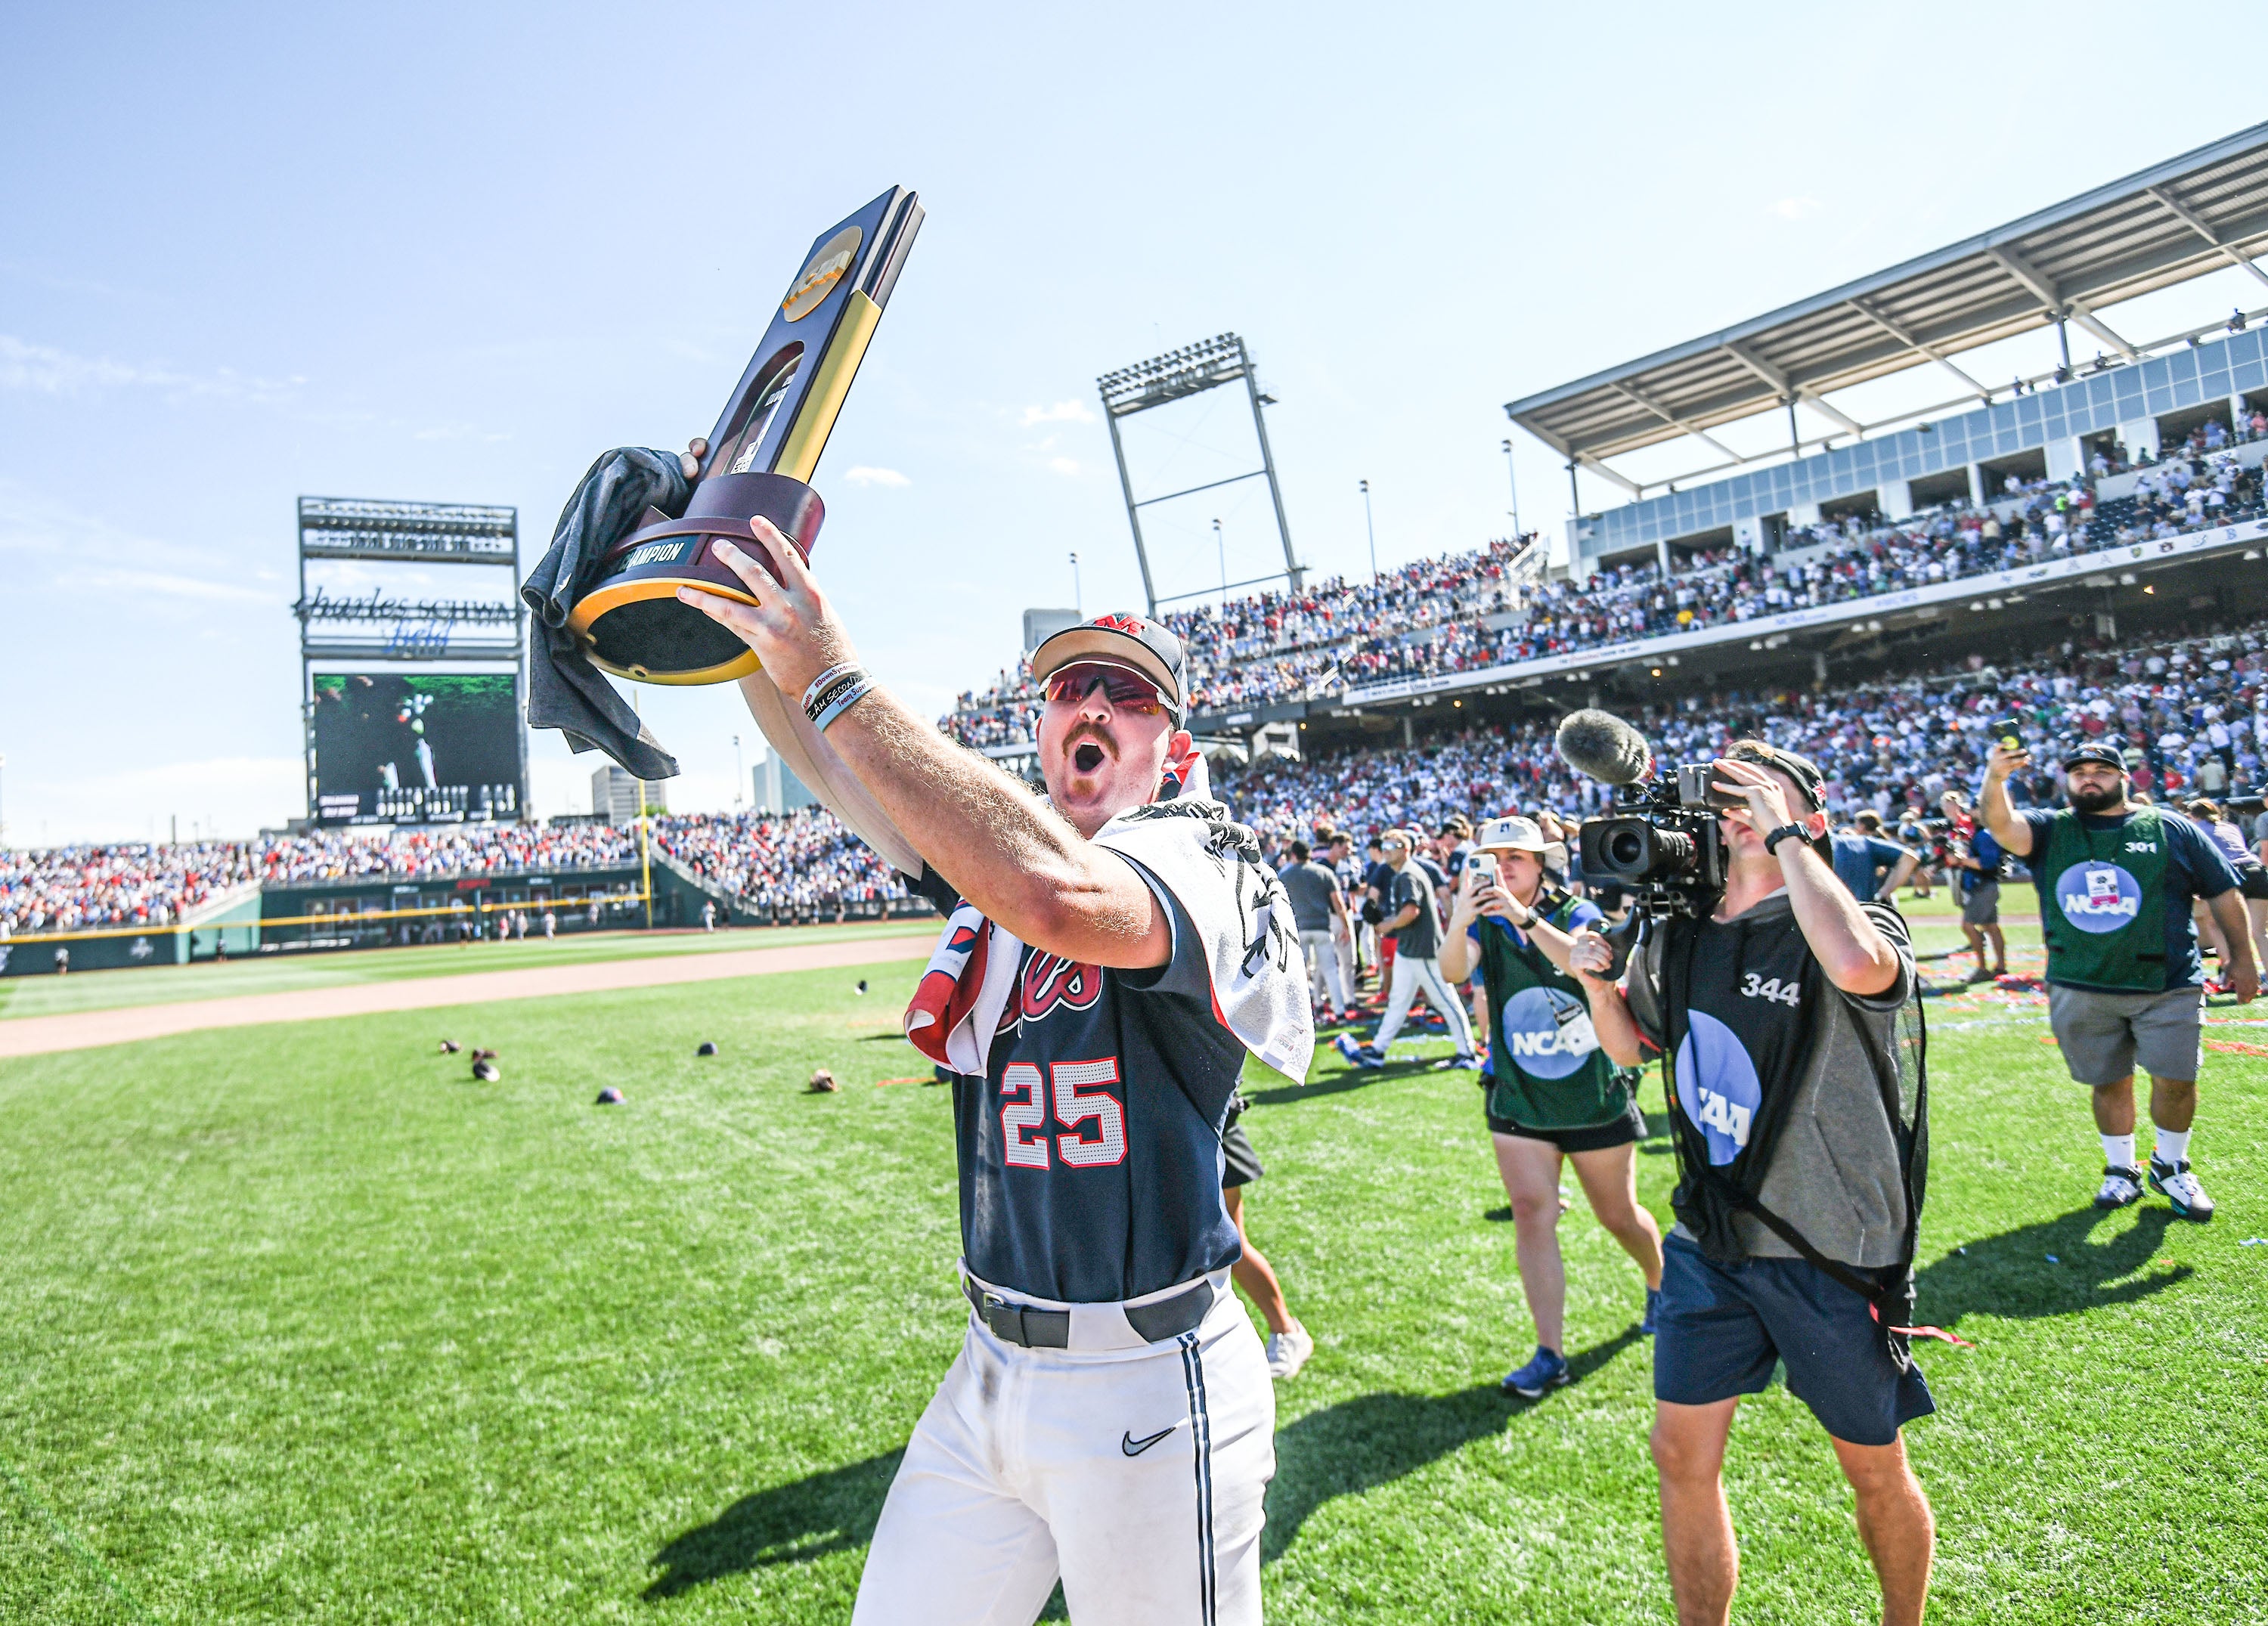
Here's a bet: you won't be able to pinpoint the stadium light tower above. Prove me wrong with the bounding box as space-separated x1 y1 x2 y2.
1500 439 1523 542
1097 333 1302 615
1359 479 1377 581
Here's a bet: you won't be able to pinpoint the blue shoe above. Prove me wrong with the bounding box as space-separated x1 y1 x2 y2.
1501 1345 1569 1398
1641 1287 1662 1336
1334 1035 1386 1070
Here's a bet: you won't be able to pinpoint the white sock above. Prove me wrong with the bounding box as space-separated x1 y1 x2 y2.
2154 1127 2190 1167
2101 1132 2136 1171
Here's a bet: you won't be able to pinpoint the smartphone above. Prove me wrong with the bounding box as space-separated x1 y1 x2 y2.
1988 714 2025 753
1465 853 1499 887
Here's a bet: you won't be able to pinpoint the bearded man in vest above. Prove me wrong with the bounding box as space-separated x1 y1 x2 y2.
1437 814 1664 1400
1980 739 2257 1217
1571 740 1936 1626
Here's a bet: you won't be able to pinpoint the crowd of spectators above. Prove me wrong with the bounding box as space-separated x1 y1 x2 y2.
0 841 259 936
1216 615 2268 848
652 809 906 913
253 822 640 884
2 807 900 937
936 429 2268 744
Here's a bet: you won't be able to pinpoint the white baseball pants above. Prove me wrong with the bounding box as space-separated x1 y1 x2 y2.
852 1281 1274 1624
1297 928 1349 1011
1370 952 1474 1056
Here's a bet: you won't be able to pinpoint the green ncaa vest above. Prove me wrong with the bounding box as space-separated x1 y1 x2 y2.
1478 891 1634 1132
2037 805 2170 993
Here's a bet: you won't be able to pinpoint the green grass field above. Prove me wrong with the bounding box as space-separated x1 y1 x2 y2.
3 921 2265 1622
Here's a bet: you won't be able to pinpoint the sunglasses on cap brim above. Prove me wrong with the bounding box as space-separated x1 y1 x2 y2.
1043 661 1173 717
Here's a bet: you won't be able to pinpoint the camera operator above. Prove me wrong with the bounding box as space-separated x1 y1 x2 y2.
1981 742 2255 1219
1438 816 1662 1400
1570 741 1936 1626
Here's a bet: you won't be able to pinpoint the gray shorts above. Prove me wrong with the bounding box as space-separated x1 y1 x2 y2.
2046 983 2204 1086
1960 879 2000 927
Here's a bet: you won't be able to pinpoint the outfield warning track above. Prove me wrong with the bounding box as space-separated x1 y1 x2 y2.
0 932 940 1060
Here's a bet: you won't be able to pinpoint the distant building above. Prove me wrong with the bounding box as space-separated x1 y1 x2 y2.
591 766 666 825
1022 607 1081 655
754 751 817 815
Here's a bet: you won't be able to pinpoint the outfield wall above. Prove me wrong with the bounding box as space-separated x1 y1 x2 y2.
1 863 936 977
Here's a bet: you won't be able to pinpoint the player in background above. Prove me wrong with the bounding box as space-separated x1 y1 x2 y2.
1981 741 2255 1217
1439 816 1662 1398
1940 789 2006 983
1336 829 1476 1070
1361 833 1397 1005
685 535 1311 1626
1277 838 1350 1022
1324 830 1366 999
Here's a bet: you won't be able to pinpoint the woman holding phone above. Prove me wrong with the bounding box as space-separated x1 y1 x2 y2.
1439 814 1665 1398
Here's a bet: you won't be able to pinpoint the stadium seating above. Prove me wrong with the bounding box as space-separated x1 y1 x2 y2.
0 808 903 937
937 440 2268 740
1218 618 2268 842
651 810 907 913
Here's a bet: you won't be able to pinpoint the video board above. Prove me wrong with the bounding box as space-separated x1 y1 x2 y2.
311 672 522 825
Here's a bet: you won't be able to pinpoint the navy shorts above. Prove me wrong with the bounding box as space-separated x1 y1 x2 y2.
1653 1236 1934 1447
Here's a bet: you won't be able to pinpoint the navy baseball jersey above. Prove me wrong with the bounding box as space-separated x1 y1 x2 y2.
953 861 1247 1302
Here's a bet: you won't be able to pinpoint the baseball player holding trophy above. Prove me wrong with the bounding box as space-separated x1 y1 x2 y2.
523 190 1313 1624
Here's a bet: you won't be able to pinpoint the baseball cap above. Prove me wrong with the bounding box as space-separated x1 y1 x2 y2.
1030 613 1188 723
2063 741 2128 773
1724 739 1826 810
1476 814 1548 853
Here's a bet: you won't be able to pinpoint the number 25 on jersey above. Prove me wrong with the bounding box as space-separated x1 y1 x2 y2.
1001 1058 1127 1169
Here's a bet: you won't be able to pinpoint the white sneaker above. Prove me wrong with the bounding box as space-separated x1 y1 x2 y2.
2093 1164 2146 1209
1264 1324 1314 1380
2149 1157 2215 1222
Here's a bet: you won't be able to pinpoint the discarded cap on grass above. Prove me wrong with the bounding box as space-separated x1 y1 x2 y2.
807 1068 839 1093
855 980 869 995
438 1039 461 1055
596 1086 625 1105
696 1040 719 1056
472 1058 501 1082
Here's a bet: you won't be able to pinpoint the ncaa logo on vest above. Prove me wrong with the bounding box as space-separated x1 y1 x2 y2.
1498 987 1602 1079
2055 862 2143 934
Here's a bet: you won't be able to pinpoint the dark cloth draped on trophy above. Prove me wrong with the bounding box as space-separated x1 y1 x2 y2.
519 447 690 780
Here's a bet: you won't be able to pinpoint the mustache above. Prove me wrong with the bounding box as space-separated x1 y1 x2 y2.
1063 722 1118 758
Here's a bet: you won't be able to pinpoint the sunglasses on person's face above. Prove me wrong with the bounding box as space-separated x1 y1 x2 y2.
1043 663 1167 716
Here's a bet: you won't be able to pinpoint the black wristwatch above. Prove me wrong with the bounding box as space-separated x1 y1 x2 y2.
1764 811 1828 856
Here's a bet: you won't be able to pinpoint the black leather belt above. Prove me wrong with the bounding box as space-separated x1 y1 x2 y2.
964 1277 1213 1349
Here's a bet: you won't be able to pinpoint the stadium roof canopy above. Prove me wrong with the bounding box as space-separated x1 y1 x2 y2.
1507 122 2268 485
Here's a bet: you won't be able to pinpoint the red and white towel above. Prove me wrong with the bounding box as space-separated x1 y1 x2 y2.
903 798 1314 1082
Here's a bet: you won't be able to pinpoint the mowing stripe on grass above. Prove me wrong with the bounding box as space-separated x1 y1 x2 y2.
0 1453 162 1626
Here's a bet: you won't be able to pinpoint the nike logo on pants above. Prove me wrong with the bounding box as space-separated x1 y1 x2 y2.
1120 1425 1176 1457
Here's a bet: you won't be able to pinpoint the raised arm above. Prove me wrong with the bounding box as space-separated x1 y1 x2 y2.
1979 742 2035 856
1716 759 1902 998
688 525 1168 969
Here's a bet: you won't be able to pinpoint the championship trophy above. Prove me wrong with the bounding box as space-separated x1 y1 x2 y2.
566 186 924 684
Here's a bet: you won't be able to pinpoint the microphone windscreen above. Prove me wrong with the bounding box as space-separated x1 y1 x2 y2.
1557 709 1653 786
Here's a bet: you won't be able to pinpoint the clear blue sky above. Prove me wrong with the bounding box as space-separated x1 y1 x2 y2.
4 0 2260 844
